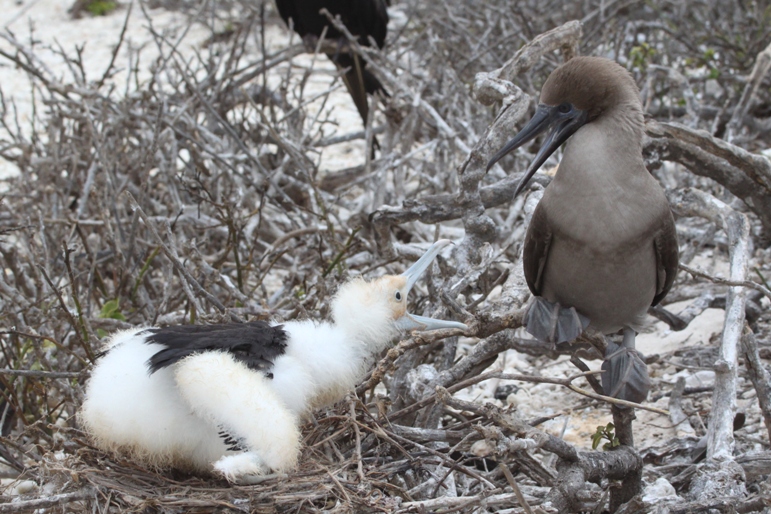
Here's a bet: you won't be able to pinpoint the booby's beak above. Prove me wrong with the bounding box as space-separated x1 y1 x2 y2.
486 103 588 197
396 240 468 332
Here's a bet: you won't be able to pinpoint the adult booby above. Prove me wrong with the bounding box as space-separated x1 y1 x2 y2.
80 240 466 482
275 0 389 136
486 57 679 404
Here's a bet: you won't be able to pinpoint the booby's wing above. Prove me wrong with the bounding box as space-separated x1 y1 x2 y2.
521 205 590 343
522 204 553 296
651 210 679 306
144 321 288 375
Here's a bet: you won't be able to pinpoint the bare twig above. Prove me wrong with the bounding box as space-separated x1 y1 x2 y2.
740 325 771 441
679 263 771 301
0 488 96 512
670 188 751 462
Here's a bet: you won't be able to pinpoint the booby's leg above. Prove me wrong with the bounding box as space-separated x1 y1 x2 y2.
601 327 650 405
524 296 590 343
173 352 301 481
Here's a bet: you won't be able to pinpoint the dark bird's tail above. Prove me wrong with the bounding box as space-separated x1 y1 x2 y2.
330 53 387 156
333 54 387 125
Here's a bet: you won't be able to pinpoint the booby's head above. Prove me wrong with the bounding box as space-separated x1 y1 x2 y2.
486 56 643 197
331 240 467 350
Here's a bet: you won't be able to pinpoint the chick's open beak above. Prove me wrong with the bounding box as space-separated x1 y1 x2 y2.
395 240 468 332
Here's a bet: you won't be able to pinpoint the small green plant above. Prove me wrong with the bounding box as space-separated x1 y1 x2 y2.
629 43 656 71
685 47 720 79
97 299 126 338
85 0 118 16
592 423 620 450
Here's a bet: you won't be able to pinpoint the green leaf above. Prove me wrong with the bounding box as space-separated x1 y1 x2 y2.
85 0 117 16
99 299 126 321
591 426 605 450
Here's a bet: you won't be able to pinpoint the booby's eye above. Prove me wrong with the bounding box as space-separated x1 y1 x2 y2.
557 102 573 114
394 291 402 302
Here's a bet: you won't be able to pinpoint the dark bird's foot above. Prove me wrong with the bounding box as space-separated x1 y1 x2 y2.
524 296 589 343
601 327 650 405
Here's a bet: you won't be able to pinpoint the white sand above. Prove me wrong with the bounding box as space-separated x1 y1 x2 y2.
0 0 365 179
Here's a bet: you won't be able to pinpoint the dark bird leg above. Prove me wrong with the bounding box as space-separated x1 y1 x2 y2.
524 296 590 343
601 327 650 404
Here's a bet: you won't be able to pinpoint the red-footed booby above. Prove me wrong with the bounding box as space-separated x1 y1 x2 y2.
79 240 466 483
486 56 679 404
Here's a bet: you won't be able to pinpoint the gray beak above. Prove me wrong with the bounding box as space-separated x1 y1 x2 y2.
396 240 468 333
486 103 588 197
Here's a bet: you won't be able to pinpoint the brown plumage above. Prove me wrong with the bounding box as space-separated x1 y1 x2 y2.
487 56 679 404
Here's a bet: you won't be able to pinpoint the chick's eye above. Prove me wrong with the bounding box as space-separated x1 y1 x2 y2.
558 102 572 114
394 291 402 301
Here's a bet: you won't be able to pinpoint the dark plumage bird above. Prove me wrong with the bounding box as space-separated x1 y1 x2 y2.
79 240 466 483
487 57 679 404
276 0 389 135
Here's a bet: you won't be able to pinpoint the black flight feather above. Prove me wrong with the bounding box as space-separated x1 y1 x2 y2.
218 428 246 452
143 321 289 375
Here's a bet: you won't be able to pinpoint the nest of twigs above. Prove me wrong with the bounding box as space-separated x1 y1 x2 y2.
1 0 771 512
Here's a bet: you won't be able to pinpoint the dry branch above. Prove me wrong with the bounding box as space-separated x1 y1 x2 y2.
725 40 771 143
740 326 771 441
645 120 771 239
0 488 96 512
669 187 752 496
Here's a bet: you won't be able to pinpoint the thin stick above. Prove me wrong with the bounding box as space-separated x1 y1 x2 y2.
679 263 771 301
0 369 82 379
500 462 534 514
349 398 365 482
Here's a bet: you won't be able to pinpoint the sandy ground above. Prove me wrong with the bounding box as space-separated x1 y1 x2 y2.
0 1 199 177
0 0 365 179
